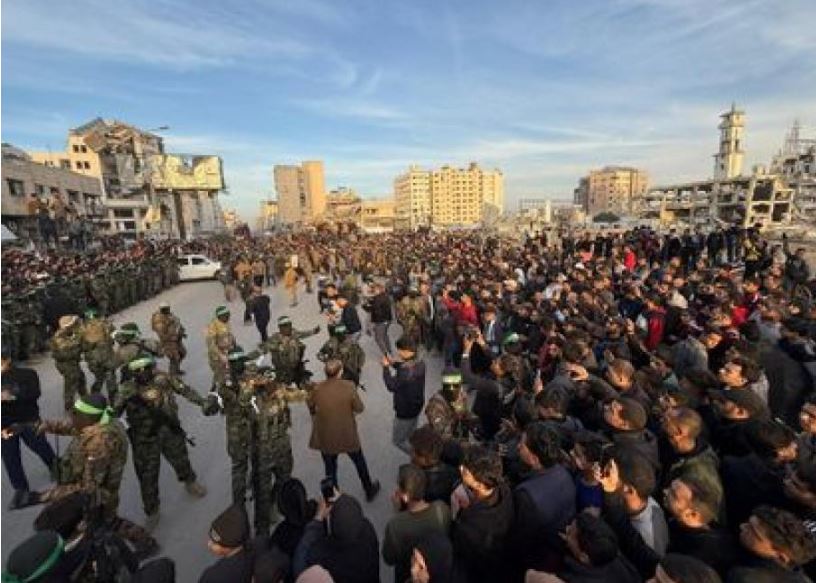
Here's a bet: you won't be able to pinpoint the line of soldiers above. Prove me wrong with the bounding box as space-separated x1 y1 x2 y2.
2 256 179 363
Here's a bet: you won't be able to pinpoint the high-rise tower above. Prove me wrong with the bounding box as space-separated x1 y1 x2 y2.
713 103 745 180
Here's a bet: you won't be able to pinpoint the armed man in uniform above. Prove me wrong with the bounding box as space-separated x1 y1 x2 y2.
113 323 162 386
424 369 475 442
49 315 87 411
115 355 218 531
216 347 305 535
396 285 425 346
82 308 117 399
151 302 187 376
317 324 365 386
260 316 320 389
206 306 236 389
3 394 158 558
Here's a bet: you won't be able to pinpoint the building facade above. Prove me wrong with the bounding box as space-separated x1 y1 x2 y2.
29 118 225 239
2 144 104 240
325 187 361 223
360 198 396 233
577 166 649 216
635 108 812 229
394 162 504 229
274 160 327 225
257 200 279 232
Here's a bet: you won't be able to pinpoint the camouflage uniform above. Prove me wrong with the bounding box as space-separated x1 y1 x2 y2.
90 272 110 316
317 336 365 385
340 273 360 305
396 294 425 345
151 310 187 375
82 316 118 398
206 317 236 387
114 336 162 384
216 366 297 533
424 390 473 441
2 294 22 361
260 326 319 387
50 325 87 411
20 290 46 359
36 415 155 552
115 372 207 516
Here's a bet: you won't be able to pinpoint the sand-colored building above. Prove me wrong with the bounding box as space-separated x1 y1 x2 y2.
576 166 649 216
394 162 504 229
274 160 327 225
360 198 396 233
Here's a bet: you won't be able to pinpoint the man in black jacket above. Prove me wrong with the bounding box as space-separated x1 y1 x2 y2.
250 286 272 342
663 475 739 577
1 348 55 509
383 337 426 454
450 446 514 583
367 282 393 356
336 294 362 341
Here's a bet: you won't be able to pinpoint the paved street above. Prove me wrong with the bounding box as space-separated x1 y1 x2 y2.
1 278 445 581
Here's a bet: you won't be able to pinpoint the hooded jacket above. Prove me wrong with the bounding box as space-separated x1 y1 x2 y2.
294 495 380 583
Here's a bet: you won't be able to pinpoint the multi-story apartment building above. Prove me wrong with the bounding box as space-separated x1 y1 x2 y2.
576 166 649 215
274 160 327 225
2 144 104 240
394 162 504 229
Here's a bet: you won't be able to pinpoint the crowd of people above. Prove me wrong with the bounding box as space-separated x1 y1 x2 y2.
2 222 816 582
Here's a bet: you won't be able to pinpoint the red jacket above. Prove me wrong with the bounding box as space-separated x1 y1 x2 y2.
645 308 666 351
457 302 479 327
624 250 637 271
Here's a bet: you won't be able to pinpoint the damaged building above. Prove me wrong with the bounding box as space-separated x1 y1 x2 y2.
635 106 815 229
29 118 225 239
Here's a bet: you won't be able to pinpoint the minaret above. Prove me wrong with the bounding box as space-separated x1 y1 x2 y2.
713 103 745 180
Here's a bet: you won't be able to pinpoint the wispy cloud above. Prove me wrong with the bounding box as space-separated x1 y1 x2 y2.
2 0 815 220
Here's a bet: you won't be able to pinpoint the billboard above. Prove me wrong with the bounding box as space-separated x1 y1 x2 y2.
148 154 224 190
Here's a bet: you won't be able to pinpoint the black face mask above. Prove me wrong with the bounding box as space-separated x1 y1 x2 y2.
161 308 170 315
442 385 460 403
135 369 155 385
229 361 246 378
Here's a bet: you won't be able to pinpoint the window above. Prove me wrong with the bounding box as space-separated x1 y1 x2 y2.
66 190 80 203
113 209 134 218
60 160 71 169
72 145 80 153
191 256 207 266
177 258 189 267
80 145 88 153
83 162 91 170
6 179 25 197
75 161 83 170
35 184 46 196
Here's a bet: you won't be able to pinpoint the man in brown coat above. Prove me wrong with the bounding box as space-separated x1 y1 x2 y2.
308 359 381 501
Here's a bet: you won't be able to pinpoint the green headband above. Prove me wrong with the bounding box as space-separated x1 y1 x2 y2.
442 374 462 385
2 535 65 583
215 306 230 317
127 357 154 372
74 399 112 425
502 333 521 346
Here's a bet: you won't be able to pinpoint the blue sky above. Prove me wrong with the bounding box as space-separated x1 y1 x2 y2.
3 0 815 221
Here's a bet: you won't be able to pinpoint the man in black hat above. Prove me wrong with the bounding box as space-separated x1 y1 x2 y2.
1 346 56 510
200 503 255 582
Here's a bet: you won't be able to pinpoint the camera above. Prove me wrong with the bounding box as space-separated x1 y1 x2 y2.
320 477 336 502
